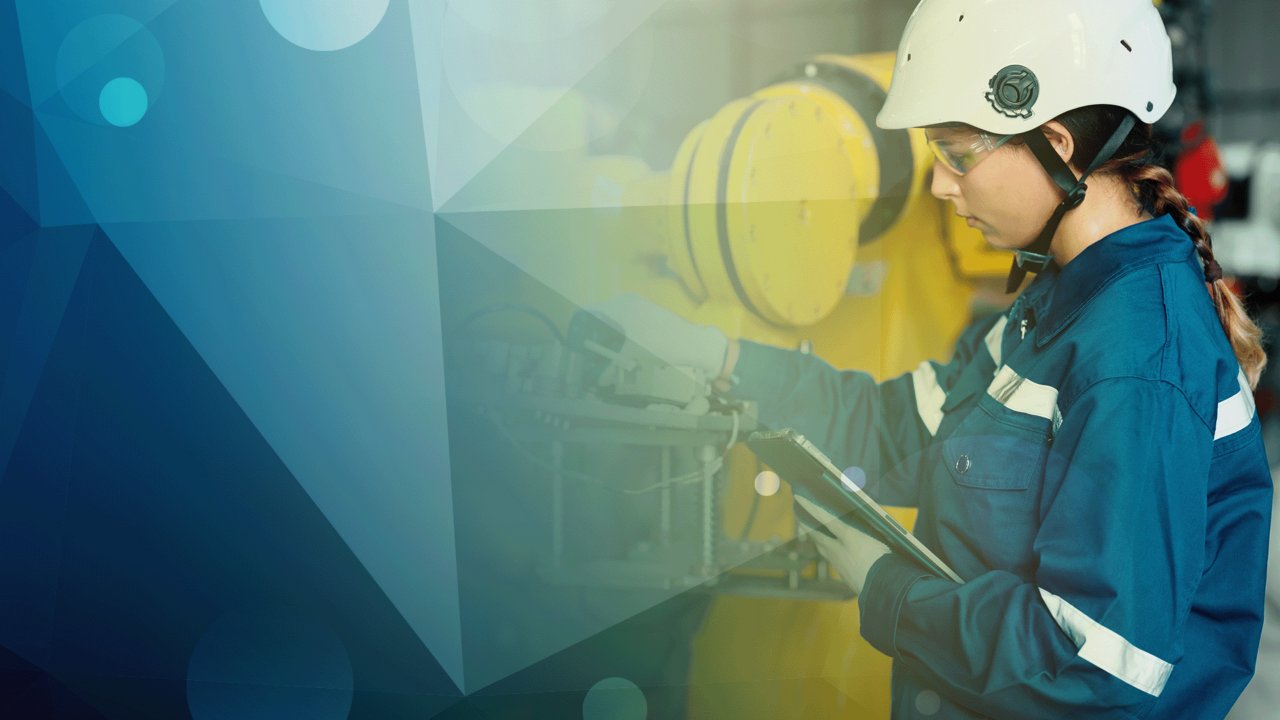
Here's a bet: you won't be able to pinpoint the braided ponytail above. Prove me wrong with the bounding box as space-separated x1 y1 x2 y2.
1055 106 1267 390
1126 164 1266 389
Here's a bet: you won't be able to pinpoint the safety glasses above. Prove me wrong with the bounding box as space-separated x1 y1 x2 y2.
926 129 1014 175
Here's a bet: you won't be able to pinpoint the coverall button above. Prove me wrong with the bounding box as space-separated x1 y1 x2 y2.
955 454 972 474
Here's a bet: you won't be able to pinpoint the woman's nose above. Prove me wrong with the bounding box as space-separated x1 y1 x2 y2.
929 160 962 201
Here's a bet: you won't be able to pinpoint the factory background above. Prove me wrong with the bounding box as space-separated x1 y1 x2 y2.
0 1 1276 719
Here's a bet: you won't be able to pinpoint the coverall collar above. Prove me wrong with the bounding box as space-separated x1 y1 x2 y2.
1025 214 1196 348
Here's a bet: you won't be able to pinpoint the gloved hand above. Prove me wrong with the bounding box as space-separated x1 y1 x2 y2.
586 293 729 378
795 495 891 597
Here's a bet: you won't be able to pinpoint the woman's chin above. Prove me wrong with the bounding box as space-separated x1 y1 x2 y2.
982 231 1025 251
979 230 1006 247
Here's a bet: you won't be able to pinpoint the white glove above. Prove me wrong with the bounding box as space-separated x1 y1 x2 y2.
795 495 891 597
587 293 729 377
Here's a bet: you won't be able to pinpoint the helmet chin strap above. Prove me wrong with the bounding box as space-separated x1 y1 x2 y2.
1005 114 1137 293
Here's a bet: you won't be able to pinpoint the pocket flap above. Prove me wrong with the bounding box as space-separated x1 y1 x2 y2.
943 409 1048 490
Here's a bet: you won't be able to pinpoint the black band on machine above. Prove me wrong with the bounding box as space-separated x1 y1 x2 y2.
716 100 772 322
779 61 914 244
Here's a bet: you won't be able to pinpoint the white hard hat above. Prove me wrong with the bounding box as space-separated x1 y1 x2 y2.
876 0 1177 134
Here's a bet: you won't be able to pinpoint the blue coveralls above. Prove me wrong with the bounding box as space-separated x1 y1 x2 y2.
729 214 1273 719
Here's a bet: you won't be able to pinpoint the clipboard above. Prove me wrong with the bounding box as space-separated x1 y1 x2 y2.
746 428 963 583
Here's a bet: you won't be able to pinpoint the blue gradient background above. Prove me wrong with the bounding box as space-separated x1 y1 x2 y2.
0 0 731 717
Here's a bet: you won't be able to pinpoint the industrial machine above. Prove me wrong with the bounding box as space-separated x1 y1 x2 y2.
441 50 1009 718
455 299 855 599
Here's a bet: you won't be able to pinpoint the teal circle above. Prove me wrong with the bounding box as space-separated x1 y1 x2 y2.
99 77 148 127
55 15 165 125
260 0 390 51
582 677 647 720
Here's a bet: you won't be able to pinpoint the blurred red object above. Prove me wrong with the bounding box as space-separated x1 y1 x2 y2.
1174 120 1228 220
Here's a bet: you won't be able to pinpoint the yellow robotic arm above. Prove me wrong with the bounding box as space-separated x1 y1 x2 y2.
668 53 925 326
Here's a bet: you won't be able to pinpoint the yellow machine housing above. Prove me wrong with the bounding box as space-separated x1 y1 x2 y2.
667 53 1008 719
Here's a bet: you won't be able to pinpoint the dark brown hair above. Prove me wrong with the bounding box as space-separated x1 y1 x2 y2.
1052 105 1266 389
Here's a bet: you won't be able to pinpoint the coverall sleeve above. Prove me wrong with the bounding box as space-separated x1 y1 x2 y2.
857 377 1211 718
728 313 1003 507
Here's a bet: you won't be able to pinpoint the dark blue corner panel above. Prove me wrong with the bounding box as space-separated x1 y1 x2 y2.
0 234 459 719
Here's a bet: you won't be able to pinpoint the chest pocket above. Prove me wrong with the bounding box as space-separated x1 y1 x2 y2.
935 379 1053 576
943 398 1051 490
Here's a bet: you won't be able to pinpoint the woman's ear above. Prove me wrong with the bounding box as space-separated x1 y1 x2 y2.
1041 121 1076 167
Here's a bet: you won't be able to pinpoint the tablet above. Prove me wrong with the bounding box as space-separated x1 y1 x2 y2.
746 428 963 583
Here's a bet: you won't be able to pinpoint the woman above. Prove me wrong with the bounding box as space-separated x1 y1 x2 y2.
593 0 1273 717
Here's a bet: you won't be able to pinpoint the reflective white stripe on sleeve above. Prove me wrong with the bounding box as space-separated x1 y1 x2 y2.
1038 588 1173 697
1214 369 1256 440
984 316 1008 366
912 361 946 436
986 365 1060 423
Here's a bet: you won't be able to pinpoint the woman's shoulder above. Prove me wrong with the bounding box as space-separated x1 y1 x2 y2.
1053 258 1236 421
